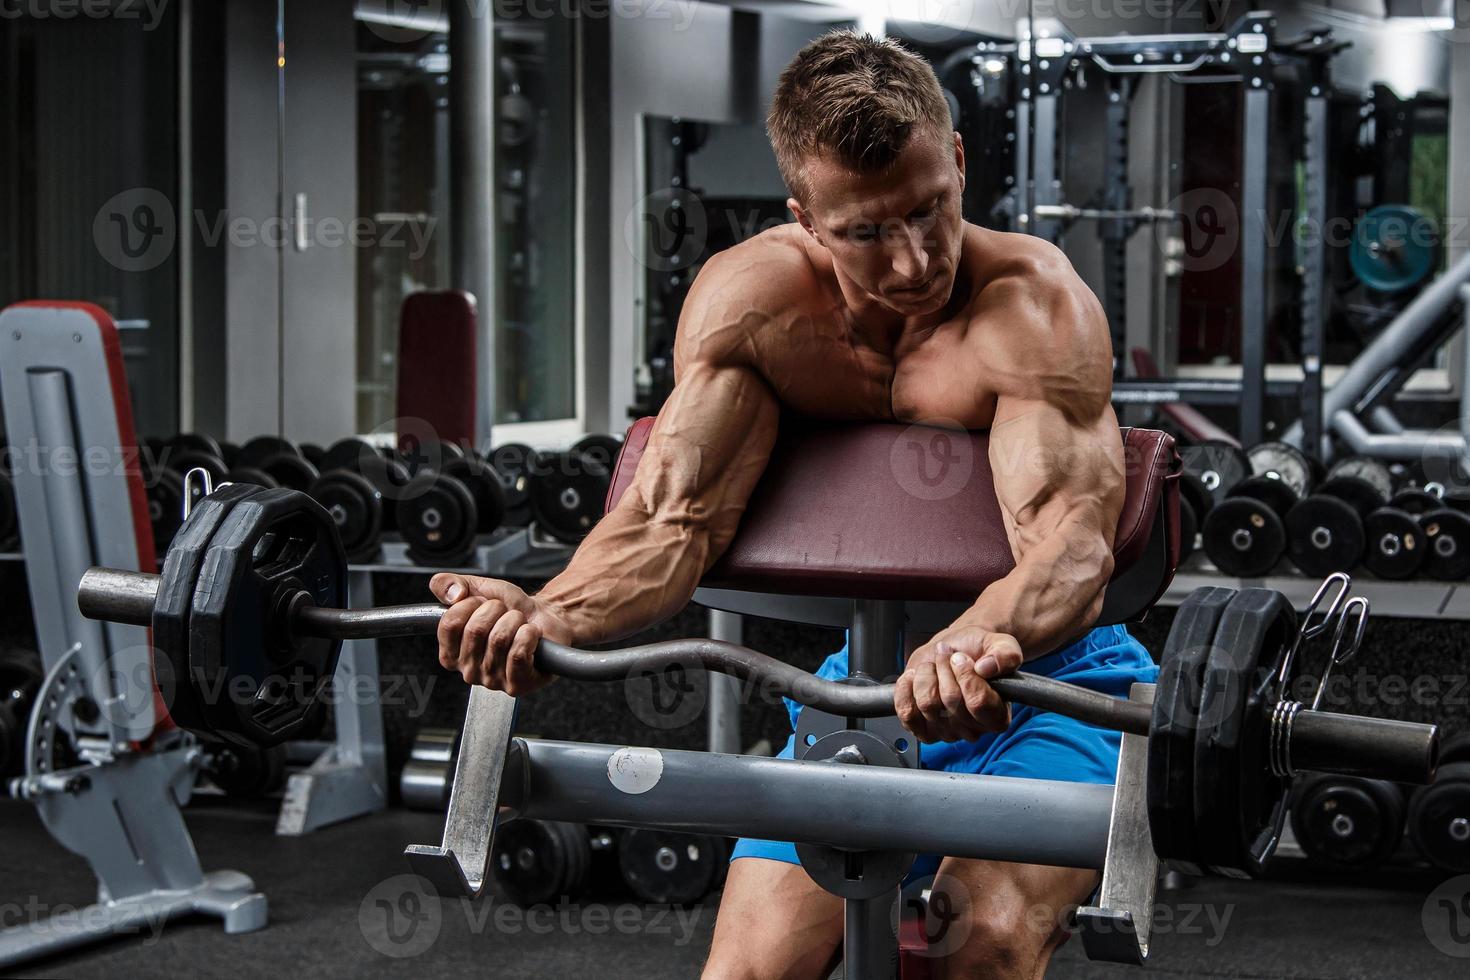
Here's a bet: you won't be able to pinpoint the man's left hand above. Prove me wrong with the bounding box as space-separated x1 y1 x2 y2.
894 622 1023 743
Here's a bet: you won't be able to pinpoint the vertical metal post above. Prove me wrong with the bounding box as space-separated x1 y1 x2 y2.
1299 89 1328 454
845 598 906 979
1013 99 1031 234
449 0 497 446
1031 93 1061 244
707 610 743 754
1101 78 1132 372
1240 84 1270 447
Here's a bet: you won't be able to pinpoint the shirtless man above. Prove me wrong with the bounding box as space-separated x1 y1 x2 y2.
430 31 1157 979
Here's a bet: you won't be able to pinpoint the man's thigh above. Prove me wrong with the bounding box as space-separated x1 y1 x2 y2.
703 857 842 980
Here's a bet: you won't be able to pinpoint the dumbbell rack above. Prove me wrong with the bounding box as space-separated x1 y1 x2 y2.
1162 567 1470 621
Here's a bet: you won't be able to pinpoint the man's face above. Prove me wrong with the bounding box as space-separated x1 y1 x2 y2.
791 129 966 317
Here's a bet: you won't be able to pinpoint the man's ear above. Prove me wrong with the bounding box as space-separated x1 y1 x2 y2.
953 131 966 194
789 197 822 246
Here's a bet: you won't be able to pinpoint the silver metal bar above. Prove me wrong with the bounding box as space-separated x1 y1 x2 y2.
707 609 743 754
1240 85 1270 446
509 739 1114 869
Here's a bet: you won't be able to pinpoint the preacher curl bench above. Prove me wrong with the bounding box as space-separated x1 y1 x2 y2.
75 417 1439 975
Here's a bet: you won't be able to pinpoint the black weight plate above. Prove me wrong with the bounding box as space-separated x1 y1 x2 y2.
0 472 21 551
1181 440 1250 507
209 743 288 798
586 826 626 896
397 437 465 476
1362 507 1426 580
226 468 281 490
147 467 186 555
1318 475 1384 518
494 818 591 906
1194 588 1296 878
358 454 414 532
218 441 240 468
1436 733 1470 768
1201 497 1286 577
236 436 300 469
321 437 382 475
309 469 384 563
1179 471 1214 523
189 488 346 747
1391 488 1440 515
1418 509 1470 580
300 443 326 469
1285 495 1364 577
572 433 624 473
166 432 224 462
1292 775 1406 870
618 828 721 905
529 451 611 544
1233 475 1299 518
167 450 229 485
396 471 478 566
259 452 320 492
1247 442 1313 498
1148 586 1236 874
1325 457 1393 504
444 457 507 533
1407 762 1470 873
1178 495 1197 565
490 443 535 515
151 483 264 737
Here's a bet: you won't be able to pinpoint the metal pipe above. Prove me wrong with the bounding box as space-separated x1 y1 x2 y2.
1332 410 1464 461
1369 406 1405 434
508 739 1114 869
1288 710 1438 783
707 610 743 754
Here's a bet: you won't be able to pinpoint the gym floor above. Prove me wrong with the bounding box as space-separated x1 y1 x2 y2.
3 795 1465 979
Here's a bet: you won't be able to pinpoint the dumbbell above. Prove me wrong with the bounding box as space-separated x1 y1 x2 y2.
1180 439 1251 510
618 828 730 905
1176 471 1213 565
492 818 592 907
309 438 416 563
203 742 287 798
1288 457 1425 580
1201 442 1314 577
1407 733 1470 873
489 443 536 527
238 437 320 493
0 649 42 777
1290 774 1407 871
528 435 621 544
396 452 507 566
399 726 460 810
1416 507 1470 581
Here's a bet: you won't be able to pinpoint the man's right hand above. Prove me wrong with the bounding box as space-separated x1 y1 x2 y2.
429 574 575 696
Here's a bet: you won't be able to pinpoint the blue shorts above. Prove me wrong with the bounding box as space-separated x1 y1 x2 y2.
729 624 1157 881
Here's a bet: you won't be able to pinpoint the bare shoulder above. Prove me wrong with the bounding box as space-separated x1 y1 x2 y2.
969 230 1111 411
673 225 825 373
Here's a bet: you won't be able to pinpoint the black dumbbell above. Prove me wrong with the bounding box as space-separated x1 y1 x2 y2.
529 441 619 545
1201 442 1314 577
1179 439 1251 510
493 818 592 907
1176 471 1212 566
490 443 537 527
0 648 43 777
396 453 507 566
1407 734 1470 873
235 435 300 470
1289 457 1425 580
300 443 326 469
617 828 728 905
1417 508 1470 580
205 742 288 798
319 437 414 533
1290 774 1407 871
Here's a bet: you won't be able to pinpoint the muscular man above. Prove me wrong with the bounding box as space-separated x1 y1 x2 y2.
431 31 1156 979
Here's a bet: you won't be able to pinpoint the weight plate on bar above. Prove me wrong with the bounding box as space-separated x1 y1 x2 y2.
188 488 347 747
260 452 319 492
236 436 301 469
1180 441 1250 507
308 469 384 564
1291 775 1406 870
152 483 264 737
1247 442 1313 499
1325 457 1393 505
1285 495 1364 577
1350 204 1436 294
529 451 612 544
396 470 479 566
1194 588 1295 878
1361 507 1426 580
1148 586 1236 875
1201 497 1286 577
1233 475 1300 520
1418 509 1470 580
